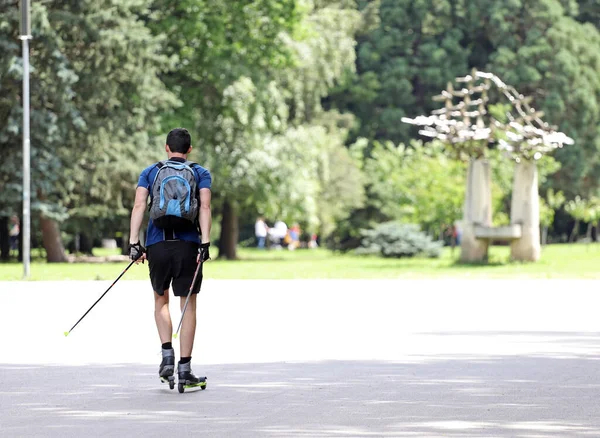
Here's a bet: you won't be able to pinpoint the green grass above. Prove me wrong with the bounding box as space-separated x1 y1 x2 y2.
2 243 600 280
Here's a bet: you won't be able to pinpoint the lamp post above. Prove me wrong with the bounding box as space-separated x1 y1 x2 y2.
20 0 31 278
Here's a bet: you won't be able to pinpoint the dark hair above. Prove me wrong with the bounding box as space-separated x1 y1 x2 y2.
166 128 191 154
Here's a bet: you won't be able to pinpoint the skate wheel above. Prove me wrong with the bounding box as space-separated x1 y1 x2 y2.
169 380 175 390
178 383 185 393
201 383 207 390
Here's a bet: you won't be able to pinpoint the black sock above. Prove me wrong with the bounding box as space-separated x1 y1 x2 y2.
162 342 173 350
179 356 191 364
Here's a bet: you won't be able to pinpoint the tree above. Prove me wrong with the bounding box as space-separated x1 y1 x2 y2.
576 0 600 25
330 0 600 203
1 1 81 262
329 0 469 145
148 0 299 259
361 140 467 239
475 0 600 198
565 196 588 242
149 0 365 259
540 189 566 244
1 0 176 261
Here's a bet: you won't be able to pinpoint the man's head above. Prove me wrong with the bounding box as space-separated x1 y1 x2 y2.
166 128 192 155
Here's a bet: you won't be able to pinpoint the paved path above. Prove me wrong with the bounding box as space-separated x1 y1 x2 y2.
1 279 600 437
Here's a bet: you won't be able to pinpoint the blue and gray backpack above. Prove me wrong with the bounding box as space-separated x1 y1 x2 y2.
149 160 199 230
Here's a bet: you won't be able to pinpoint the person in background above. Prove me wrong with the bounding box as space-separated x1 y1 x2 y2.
288 223 301 250
255 216 268 249
9 216 20 256
269 220 288 249
308 233 319 249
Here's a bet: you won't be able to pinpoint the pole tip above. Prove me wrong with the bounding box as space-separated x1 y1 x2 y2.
64 332 69 337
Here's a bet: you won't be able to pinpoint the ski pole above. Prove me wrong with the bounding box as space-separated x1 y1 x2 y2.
173 259 203 340
64 259 136 337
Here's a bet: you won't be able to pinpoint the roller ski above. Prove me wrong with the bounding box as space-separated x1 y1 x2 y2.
177 361 207 393
159 348 176 390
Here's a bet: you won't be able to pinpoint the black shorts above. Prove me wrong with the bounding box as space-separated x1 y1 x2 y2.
147 240 202 297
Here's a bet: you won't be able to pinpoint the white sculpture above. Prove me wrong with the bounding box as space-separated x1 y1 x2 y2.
402 69 573 262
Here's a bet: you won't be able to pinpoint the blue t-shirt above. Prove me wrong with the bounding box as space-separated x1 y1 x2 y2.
138 158 212 247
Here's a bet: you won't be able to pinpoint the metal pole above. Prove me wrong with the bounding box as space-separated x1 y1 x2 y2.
20 0 31 279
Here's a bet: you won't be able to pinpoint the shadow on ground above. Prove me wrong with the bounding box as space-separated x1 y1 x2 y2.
3 339 600 437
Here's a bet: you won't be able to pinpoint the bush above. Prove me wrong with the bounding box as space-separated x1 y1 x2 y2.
355 222 443 258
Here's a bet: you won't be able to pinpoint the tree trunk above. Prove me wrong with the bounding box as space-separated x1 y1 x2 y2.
218 199 238 260
0 217 9 261
541 226 548 246
570 220 579 242
79 232 94 255
40 215 68 263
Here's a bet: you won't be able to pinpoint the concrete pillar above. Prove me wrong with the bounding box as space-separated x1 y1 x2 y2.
460 158 492 262
510 160 541 261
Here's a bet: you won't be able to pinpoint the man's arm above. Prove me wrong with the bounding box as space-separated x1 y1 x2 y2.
199 188 212 244
129 186 149 244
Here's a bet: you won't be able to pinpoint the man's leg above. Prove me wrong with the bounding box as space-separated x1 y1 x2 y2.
155 290 172 343
179 294 197 357
155 289 176 386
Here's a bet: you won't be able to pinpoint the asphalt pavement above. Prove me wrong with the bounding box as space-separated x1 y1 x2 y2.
1 279 599 437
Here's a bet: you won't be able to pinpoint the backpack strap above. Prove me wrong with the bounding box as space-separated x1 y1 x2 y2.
184 161 202 235
149 161 167 202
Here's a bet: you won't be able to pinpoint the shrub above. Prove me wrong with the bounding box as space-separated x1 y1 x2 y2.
355 222 443 258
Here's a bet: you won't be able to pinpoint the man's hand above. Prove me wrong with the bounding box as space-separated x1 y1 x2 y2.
198 242 210 263
129 241 146 264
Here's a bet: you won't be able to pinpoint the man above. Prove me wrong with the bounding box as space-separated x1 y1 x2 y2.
255 216 268 249
9 216 19 256
128 128 212 391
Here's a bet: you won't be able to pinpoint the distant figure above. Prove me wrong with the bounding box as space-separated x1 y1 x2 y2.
269 220 288 248
308 233 318 249
288 223 301 250
9 216 20 254
450 223 461 255
450 224 457 252
255 216 268 249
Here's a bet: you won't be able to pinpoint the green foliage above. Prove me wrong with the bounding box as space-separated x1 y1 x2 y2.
331 0 469 144
149 0 364 241
565 196 588 221
4 0 595 255
0 0 175 227
0 2 78 218
547 189 567 210
356 222 443 258
574 0 600 25
361 140 466 235
330 0 600 199
147 0 300 139
540 189 566 228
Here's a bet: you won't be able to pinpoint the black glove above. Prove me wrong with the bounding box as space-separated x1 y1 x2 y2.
198 242 210 263
128 241 146 261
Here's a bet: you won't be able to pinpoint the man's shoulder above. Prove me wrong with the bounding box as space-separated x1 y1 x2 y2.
189 163 212 185
189 162 210 176
137 162 161 189
140 162 161 176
